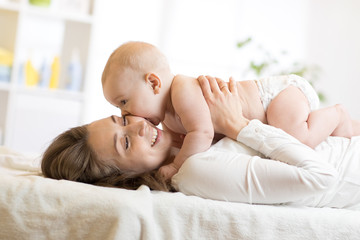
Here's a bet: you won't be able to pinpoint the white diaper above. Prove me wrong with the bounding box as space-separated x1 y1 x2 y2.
255 74 320 112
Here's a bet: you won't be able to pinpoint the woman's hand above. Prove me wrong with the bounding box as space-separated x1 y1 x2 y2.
197 75 249 140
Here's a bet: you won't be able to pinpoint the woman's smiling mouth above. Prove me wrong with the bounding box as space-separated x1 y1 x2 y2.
151 127 159 146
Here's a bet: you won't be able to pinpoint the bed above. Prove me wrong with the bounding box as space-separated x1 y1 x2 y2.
1 146 360 240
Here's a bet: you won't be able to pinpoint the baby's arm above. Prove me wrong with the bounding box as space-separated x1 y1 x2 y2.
158 75 214 180
161 124 185 149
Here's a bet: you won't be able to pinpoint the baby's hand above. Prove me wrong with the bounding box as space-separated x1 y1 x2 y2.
158 163 179 181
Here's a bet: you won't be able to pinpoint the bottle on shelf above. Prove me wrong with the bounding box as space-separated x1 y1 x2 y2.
39 58 51 88
66 48 82 91
0 47 13 83
49 56 60 89
25 58 40 86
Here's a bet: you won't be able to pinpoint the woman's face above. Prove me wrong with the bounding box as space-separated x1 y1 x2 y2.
87 115 173 174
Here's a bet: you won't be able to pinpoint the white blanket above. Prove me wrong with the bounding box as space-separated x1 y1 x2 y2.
1 146 360 240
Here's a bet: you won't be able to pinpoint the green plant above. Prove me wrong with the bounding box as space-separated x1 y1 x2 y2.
236 37 325 102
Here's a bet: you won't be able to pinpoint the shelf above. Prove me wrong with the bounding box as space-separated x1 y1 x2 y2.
0 1 94 24
0 1 20 12
0 81 84 101
0 82 11 91
14 86 84 101
0 0 95 153
24 5 94 24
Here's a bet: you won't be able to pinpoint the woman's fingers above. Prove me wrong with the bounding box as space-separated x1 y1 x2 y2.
214 77 229 93
228 76 237 95
198 75 233 97
205 75 222 94
204 75 230 94
197 75 212 99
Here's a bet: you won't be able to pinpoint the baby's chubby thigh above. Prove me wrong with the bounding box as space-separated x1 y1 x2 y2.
266 86 311 134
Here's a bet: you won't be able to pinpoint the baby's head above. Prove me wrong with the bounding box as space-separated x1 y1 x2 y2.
102 41 173 125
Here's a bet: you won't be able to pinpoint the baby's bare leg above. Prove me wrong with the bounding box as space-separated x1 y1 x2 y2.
333 104 360 137
266 86 341 148
330 104 353 137
353 120 360 135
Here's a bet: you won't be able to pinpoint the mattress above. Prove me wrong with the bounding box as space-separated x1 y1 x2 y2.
1 146 359 240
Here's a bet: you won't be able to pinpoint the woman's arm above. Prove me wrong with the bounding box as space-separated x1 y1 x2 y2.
171 76 338 204
172 119 338 204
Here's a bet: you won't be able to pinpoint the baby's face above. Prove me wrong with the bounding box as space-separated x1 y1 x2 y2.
88 115 172 173
103 67 164 125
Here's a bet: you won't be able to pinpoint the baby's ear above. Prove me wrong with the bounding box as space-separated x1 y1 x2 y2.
145 73 161 94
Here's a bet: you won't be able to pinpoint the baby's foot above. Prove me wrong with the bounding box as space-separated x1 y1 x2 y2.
331 104 353 138
352 120 360 136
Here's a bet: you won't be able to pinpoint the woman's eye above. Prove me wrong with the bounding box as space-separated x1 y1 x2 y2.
125 136 129 149
120 100 127 106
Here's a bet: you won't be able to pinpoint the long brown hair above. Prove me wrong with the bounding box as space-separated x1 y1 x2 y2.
41 125 172 191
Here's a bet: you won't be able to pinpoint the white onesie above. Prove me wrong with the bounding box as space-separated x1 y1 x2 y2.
255 74 320 111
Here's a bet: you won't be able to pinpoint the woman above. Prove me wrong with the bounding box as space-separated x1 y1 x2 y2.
42 76 360 209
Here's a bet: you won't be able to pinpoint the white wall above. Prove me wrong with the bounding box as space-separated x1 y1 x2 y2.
306 0 360 118
83 0 165 123
84 0 360 123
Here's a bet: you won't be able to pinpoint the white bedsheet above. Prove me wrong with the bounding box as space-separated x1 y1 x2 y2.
1 146 360 240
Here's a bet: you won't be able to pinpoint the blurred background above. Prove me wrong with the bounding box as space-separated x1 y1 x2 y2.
0 0 359 154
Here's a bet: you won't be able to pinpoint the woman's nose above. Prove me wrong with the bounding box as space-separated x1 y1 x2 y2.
121 109 129 116
127 120 146 137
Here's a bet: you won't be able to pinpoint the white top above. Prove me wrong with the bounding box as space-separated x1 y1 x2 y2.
172 120 360 209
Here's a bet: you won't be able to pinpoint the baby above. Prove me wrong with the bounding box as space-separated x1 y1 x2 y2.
102 41 360 180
